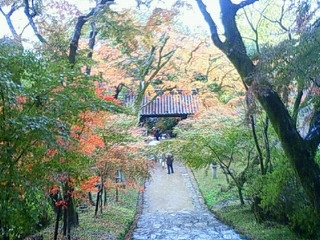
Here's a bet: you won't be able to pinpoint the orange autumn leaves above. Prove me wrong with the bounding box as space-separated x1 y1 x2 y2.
95 82 122 105
69 92 150 194
79 134 105 154
70 84 122 154
80 176 100 193
72 111 106 154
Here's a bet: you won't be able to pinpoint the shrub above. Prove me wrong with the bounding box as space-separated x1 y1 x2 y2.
249 158 319 238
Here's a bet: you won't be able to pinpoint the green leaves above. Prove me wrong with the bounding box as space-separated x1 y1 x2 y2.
255 25 320 118
0 43 123 237
173 116 253 169
99 10 143 54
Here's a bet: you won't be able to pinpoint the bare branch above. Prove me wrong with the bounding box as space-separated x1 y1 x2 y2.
69 0 114 66
195 0 224 50
235 0 259 11
0 3 21 41
147 36 176 82
243 8 261 53
259 0 293 40
23 0 46 43
185 41 204 68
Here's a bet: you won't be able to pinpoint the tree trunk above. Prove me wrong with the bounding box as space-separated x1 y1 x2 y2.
88 192 95 206
63 208 67 236
68 0 114 66
95 189 101 217
196 0 320 215
68 198 79 227
237 186 245 205
23 0 47 43
104 187 107 206
54 207 61 240
85 22 98 75
250 115 265 174
256 88 320 213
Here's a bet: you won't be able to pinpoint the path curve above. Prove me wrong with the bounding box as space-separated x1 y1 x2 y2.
132 161 247 240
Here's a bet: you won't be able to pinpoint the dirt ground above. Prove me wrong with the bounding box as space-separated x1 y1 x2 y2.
143 161 195 213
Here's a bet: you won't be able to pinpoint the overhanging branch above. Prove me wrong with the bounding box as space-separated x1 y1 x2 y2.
195 0 224 50
236 0 259 11
23 0 46 43
68 0 114 66
0 3 20 41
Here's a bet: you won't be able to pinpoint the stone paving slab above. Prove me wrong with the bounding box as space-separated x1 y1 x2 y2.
132 162 247 240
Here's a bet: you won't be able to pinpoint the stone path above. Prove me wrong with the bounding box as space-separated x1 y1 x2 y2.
132 161 247 240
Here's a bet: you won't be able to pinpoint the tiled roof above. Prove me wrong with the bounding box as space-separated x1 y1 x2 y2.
124 93 200 117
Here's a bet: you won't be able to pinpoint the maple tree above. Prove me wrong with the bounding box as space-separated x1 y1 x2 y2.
0 40 120 238
73 110 151 214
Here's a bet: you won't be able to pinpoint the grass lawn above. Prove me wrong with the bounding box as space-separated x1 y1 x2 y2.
192 168 306 240
38 187 141 240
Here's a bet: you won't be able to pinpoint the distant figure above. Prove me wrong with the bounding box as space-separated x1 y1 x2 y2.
164 131 170 139
161 153 166 169
154 128 161 141
166 153 174 174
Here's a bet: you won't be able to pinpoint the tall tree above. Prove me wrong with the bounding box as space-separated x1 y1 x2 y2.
195 0 320 216
0 42 115 239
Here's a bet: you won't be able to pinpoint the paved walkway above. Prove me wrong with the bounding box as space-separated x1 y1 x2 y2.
132 161 247 240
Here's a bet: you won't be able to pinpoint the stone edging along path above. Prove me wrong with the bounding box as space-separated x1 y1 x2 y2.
126 162 247 240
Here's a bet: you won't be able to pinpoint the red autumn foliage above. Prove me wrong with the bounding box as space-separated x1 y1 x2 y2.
55 200 68 209
47 148 58 156
16 95 27 104
80 135 104 154
80 176 100 193
95 83 122 105
49 186 60 195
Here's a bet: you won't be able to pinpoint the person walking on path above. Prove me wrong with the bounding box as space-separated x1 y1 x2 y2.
131 161 246 240
166 153 174 174
153 127 162 141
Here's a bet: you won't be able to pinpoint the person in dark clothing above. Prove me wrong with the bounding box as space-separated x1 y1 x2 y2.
155 128 161 141
166 153 174 174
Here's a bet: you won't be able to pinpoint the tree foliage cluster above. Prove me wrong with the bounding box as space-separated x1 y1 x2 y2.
0 44 101 238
